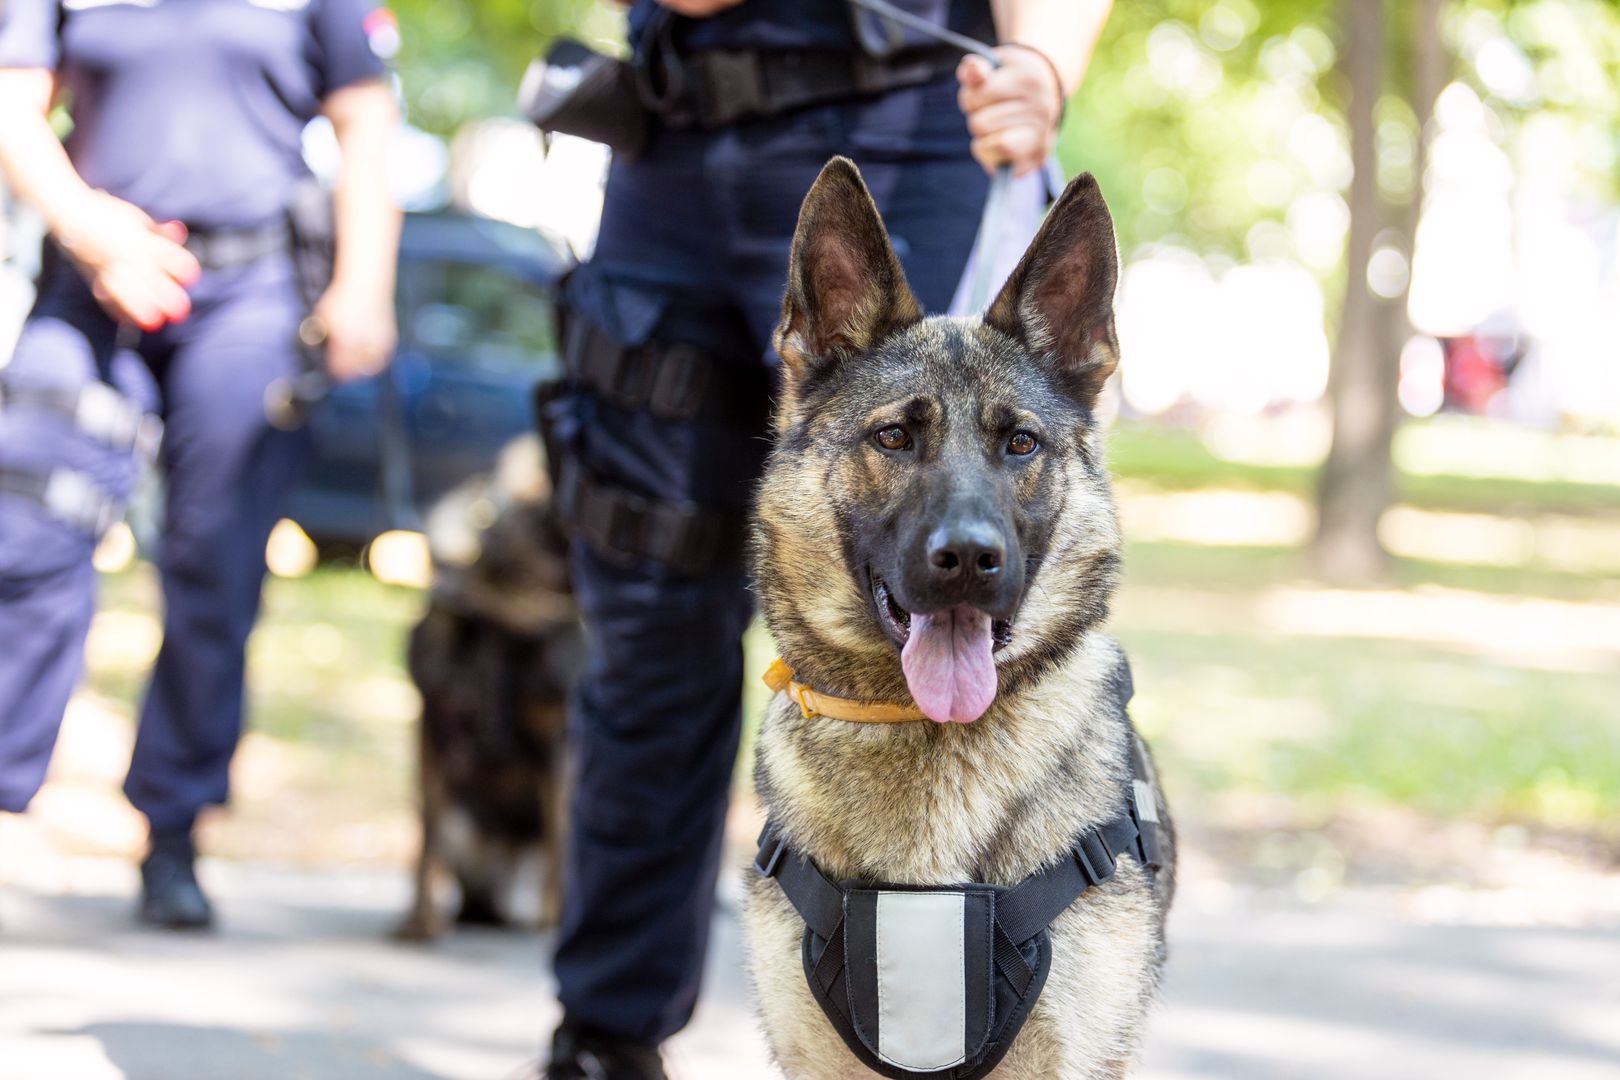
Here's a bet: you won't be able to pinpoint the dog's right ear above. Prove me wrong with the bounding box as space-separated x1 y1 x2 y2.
774 157 923 382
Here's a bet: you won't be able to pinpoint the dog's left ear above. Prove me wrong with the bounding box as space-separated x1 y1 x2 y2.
985 173 1120 404
775 157 923 381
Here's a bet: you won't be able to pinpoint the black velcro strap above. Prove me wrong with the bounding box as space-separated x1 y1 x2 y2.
565 319 767 427
756 821 844 942
555 459 743 577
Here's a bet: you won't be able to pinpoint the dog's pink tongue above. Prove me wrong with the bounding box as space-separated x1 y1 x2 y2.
900 605 998 724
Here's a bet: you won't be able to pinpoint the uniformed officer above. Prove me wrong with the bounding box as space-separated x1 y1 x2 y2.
0 0 401 928
540 2 1111 1075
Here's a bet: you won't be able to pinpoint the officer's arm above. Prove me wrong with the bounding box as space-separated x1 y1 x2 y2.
957 0 1113 176
0 68 198 328
991 0 1111 98
316 78 402 382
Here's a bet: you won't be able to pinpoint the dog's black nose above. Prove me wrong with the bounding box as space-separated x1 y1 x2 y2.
925 521 1005 582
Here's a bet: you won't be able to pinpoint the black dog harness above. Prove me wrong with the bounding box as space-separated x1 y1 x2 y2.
754 745 1164 1080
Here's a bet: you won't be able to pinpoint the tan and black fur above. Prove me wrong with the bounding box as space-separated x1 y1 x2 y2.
743 159 1176 1078
395 446 582 940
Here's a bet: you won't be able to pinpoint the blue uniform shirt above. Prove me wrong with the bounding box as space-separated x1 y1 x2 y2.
628 0 993 53
0 0 393 229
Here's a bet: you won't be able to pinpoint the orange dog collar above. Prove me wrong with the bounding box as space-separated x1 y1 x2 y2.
762 658 927 724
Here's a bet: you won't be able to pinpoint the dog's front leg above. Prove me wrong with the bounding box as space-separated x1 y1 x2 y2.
394 730 447 942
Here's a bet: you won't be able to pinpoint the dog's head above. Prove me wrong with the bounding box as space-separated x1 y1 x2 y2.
754 157 1123 725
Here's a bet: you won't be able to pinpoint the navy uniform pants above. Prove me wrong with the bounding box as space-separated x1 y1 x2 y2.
552 75 987 1044
0 246 308 830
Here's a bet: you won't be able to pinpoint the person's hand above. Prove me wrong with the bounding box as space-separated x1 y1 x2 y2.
956 45 1066 177
54 191 200 330
655 0 745 16
312 277 397 383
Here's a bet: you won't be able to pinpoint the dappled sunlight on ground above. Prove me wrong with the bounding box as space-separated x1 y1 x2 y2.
1254 584 1620 670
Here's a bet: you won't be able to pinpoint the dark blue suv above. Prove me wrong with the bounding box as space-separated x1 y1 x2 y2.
284 211 570 543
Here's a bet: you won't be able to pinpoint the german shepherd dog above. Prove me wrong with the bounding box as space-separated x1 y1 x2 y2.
395 448 582 940
742 160 1176 1077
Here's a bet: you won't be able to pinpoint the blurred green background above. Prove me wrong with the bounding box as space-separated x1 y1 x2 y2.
34 0 1620 893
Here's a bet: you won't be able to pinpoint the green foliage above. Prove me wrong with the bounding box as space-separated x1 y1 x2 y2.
1060 0 1339 259
389 0 626 136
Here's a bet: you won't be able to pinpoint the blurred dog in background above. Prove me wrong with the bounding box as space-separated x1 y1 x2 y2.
395 436 582 941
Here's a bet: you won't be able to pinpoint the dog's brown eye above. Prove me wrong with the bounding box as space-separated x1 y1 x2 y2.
874 425 911 451
1008 431 1039 456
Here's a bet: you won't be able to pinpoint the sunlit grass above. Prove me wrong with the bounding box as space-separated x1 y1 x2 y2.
1109 421 1620 517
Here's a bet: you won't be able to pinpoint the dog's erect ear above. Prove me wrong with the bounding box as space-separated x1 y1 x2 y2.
985 173 1120 404
774 157 923 380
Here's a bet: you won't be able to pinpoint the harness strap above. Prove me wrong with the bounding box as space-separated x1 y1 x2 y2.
0 377 162 459
563 317 770 427
0 466 122 537
755 820 844 941
555 458 743 577
756 755 1164 953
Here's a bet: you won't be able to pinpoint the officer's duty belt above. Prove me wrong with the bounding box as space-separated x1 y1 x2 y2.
658 44 962 129
556 459 743 577
0 466 121 538
565 318 769 427
183 219 292 271
0 377 162 459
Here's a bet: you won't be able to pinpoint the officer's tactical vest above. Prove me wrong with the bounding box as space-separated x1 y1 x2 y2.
754 742 1164 1080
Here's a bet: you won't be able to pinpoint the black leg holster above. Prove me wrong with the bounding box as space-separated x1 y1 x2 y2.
536 303 770 577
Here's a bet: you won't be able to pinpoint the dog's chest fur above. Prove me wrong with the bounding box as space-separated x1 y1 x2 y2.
743 634 1168 1079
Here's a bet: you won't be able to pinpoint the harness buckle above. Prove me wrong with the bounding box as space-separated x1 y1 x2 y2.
1074 830 1117 887
754 823 788 879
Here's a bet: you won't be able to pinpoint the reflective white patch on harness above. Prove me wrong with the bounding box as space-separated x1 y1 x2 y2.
876 891 966 1072
1134 779 1160 823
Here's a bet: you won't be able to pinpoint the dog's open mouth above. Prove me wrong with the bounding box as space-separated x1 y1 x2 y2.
870 571 1013 650
870 570 1013 725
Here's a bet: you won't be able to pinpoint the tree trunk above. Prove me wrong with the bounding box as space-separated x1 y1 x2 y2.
1312 0 1399 582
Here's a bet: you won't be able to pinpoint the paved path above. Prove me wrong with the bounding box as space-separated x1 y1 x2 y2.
4 856 1618 1080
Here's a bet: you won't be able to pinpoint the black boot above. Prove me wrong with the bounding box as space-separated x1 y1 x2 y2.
138 828 213 930
543 1021 667 1080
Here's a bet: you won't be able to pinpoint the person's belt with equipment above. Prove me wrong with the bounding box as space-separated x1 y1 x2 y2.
182 219 292 271
640 40 964 129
